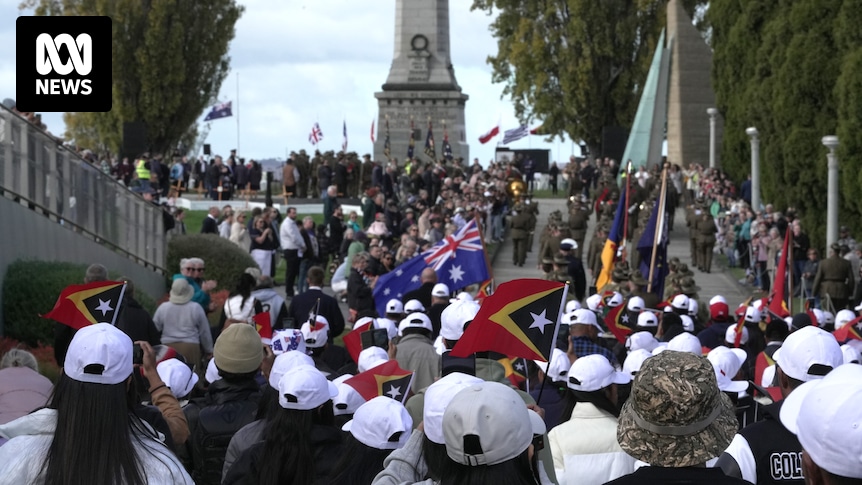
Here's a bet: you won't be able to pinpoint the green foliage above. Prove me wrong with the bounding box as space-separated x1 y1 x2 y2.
471 0 665 153
166 234 259 292
20 0 244 155
2 261 158 346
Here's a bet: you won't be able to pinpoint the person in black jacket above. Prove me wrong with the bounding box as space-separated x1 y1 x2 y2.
53 263 108 366
201 206 220 234
347 253 376 319
401 267 437 310
115 277 161 346
287 266 345 340
560 239 587 301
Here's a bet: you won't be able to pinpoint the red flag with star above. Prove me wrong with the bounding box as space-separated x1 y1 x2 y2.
343 319 374 363
42 281 126 330
451 279 567 361
344 360 414 404
833 317 862 343
499 356 527 388
603 302 632 344
253 312 272 344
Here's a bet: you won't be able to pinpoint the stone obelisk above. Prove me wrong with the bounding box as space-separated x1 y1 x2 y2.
374 0 469 164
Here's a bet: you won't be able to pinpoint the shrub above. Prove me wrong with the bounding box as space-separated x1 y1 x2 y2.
166 234 259 294
2 260 159 346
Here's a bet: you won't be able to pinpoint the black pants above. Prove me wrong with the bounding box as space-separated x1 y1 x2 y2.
283 249 299 296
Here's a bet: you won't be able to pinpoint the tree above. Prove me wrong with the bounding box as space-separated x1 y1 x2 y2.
21 0 243 156
471 0 665 156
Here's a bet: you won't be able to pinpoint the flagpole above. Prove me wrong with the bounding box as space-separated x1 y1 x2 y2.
536 283 568 406
647 164 669 293
236 72 240 155
110 282 128 326
788 229 794 314
622 161 632 258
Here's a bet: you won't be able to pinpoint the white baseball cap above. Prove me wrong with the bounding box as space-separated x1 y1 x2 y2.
571 309 603 332
64 323 133 385
773 326 843 382
666 333 703 355
205 358 222 384
671 294 690 311
761 364 777 388
398 312 433 335
450 292 475 304
156 358 199 399
268 350 315 389
532 348 570 383
627 296 645 312
811 308 825 326
835 309 857 329
277 365 338 410
707 346 749 393
604 291 624 308
680 315 695 333
342 396 413 450
841 344 861 364
744 306 761 324
332 374 366 416
586 294 603 311
725 325 749 345
357 347 389 373
431 283 450 298
270 329 306 355
440 300 481 341
709 295 728 306
404 299 426 313
566 354 630 392
636 312 658 328
565 300 582 313
779 364 862 479
443 382 533 466
626 331 659 352
300 316 330 349
651 342 669 355
385 299 404 315
688 299 699 316
821 311 835 326
623 348 653 376
423 372 484 444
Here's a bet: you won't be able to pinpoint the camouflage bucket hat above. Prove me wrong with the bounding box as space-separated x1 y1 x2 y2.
617 351 737 467
629 270 649 287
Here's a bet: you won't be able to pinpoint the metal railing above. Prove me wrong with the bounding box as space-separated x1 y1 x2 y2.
0 106 166 273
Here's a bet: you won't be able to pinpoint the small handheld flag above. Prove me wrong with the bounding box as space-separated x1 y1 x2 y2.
309 122 324 145
344 360 414 404
42 281 127 330
253 312 273 344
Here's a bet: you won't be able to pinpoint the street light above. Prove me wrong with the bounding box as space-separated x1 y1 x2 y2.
822 135 839 251
746 127 760 212
707 108 718 169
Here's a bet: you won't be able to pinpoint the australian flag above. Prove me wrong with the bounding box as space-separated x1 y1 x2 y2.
204 101 232 121
373 219 489 316
637 198 669 301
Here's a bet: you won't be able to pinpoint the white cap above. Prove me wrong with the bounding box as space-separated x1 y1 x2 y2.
586 294 603 311
532 348 570 383
560 238 578 250
811 309 825 326
822 311 835 326
752 299 764 310
680 315 695 333
423 372 484 444
626 331 659 352
404 299 426 313
627 296 645 312
64 323 133 385
560 311 575 325
270 329 306 355
725 325 750 345
604 291 623 308
709 295 728 306
565 300 582 313
841 344 861 364
398 312 433 335
744 306 761 324
268 350 315 389
450 292 474 304
332 374 366 416
666 333 703 355
761 364 777 388
431 283 450 298
156 358 199 399
773 326 843 382
358 347 389 373
671 294 690 311
373 317 399 341
623 349 653 376
277 365 338 410
342 396 413 450
855 301 862 312
707 346 749 393
566 354 630 392
779 364 862 479
205 358 222 384
688 299 699 316
636 312 658 328
835 309 857 330
300 316 330 349
440 300 481 341
571 309 603 332
385 299 404 315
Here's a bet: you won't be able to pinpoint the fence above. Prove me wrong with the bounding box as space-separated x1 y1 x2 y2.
0 106 166 273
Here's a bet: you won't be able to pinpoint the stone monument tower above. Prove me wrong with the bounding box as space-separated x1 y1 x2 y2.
373 0 469 164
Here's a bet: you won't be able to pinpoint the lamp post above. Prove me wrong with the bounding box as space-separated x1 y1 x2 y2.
745 127 760 212
707 108 718 169
822 135 839 251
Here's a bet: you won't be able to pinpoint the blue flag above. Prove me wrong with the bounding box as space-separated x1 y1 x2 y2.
637 198 669 301
204 101 232 121
373 219 489 316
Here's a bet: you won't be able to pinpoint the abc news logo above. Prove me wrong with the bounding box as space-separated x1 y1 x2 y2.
16 16 112 113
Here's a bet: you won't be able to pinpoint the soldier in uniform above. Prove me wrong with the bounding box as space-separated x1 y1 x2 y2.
568 197 591 259
600 262 630 296
522 194 538 253
540 224 563 266
813 243 856 311
510 203 531 267
628 269 661 311
541 257 555 280
694 209 717 273
588 224 608 281
294 150 310 198
310 150 323 197
630 201 653 269
553 255 572 287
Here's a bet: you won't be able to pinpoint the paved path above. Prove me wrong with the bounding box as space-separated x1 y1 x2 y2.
492 198 750 305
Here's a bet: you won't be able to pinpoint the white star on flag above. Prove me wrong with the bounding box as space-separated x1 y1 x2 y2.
448 265 464 283
621 313 629 324
411 275 419 283
528 309 554 334
515 362 525 372
386 385 402 400
95 298 114 316
384 288 391 295
396 269 403 276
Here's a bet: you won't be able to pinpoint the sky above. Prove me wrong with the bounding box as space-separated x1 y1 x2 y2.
0 0 584 165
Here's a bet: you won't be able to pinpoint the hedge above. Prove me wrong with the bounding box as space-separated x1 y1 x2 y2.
166 233 260 293
2 260 158 346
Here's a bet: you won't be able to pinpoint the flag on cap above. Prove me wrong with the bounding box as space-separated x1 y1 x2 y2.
343 319 375 363
833 319 862 343
603 299 633 344
732 297 753 348
253 312 272 344
203 101 232 121
42 281 126 330
451 279 567 361
596 189 628 290
344 360 414 404
424 121 436 160
478 124 500 144
502 124 528 145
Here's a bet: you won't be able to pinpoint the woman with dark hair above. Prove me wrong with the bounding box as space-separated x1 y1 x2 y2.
219 272 263 332
223 365 342 484
0 324 193 483
548 355 635 485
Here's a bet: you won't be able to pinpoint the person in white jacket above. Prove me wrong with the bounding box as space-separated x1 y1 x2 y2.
548 354 636 485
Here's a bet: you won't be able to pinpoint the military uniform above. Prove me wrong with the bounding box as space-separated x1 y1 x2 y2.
568 204 590 259
812 248 856 310
694 211 717 272
524 196 538 252
510 204 531 266
294 151 310 198
685 205 699 267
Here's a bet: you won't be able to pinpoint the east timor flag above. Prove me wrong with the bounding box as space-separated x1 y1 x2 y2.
451 279 567 361
343 318 375 363
833 318 862 343
42 281 126 330
603 301 632 345
344 360 414 404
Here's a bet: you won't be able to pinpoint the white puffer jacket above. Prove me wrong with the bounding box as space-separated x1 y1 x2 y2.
223 294 257 323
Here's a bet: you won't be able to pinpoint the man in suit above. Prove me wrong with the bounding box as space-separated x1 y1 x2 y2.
200 206 220 234
813 243 856 311
287 266 345 340
402 267 437 310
